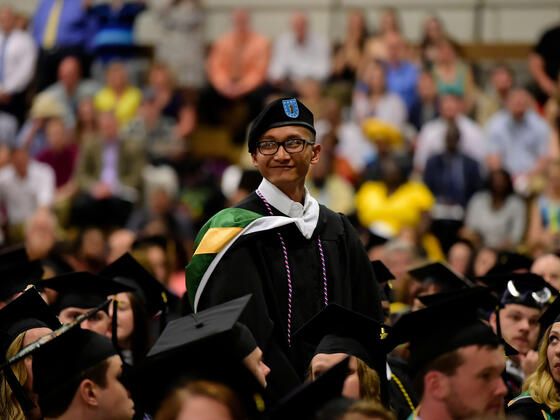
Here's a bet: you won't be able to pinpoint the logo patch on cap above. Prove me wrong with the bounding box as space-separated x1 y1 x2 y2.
282 99 299 118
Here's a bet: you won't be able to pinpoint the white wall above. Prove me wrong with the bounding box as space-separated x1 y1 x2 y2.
7 0 560 44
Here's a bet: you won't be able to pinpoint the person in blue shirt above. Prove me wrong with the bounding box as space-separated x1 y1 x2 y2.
383 32 419 113
32 0 96 91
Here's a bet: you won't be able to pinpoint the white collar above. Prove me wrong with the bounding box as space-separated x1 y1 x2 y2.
256 178 319 239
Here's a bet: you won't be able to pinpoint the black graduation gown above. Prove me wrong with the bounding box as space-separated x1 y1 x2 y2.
506 392 560 419
197 192 383 398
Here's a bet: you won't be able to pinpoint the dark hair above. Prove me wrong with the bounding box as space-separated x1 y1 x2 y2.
485 168 514 197
413 349 464 398
39 358 110 418
127 292 151 365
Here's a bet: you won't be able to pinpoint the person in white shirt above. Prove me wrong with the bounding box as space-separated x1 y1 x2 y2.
0 147 54 238
414 93 485 173
268 11 331 88
0 6 38 124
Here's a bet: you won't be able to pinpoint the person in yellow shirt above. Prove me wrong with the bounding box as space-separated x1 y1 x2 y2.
94 62 142 126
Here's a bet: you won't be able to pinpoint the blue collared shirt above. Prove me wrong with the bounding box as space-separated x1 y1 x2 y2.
32 0 95 49
384 61 419 112
486 109 550 176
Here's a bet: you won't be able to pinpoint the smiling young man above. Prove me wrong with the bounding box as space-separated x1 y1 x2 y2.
186 98 382 398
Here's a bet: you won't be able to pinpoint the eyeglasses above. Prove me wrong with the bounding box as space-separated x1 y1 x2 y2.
256 138 315 155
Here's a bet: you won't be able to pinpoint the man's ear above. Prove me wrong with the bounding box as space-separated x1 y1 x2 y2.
310 144 321 165
489 311 497 332
424 370 450 400
78 379 100 408
251 152 258 168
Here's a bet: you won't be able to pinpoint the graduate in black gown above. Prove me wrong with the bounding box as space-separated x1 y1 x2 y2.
186 98 383 398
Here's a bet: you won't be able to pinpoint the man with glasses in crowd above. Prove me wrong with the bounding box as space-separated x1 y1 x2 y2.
186 97 382 399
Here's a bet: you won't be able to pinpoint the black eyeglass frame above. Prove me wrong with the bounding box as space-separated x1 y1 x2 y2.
256 138 315 155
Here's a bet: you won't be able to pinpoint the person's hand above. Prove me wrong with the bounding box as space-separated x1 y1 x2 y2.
92 182 112 199
520 350 539 379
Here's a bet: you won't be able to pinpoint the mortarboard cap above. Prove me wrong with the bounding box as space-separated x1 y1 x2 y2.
294 304 389 405
478 272 556 309
408 261 473 291
294 304 384 372
371 260 395 284
42 271 134 313
140 295 266 415
385 288 502 374
0 299 114 411
538 294 560 332
0 246 44 302
248 98 315 153
0 287 61 356
32 328 117 406
416 287 519 357
486 251 533 276
100 253 168 316
267 357 349 420
371 260 395 302
0 287 61 413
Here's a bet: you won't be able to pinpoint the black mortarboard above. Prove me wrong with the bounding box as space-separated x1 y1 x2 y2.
295 304 384 372
100 253 167 317
408 261 473 291
0 247 44 302
294 304 389 405
267 357 349 420
478 272 556 309
415 287 519 357
42 271 134 313
132 235 168 251
486 251 533 276
140 295 266 415
0 287 61 356
248 98 316 153
385 288 502 374
0 287 61 413
371 260 395 284
538 294 560 332
372 260 395 302
0 299 113 412
33 328 117 406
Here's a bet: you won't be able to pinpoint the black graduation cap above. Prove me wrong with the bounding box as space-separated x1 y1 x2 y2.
0 287 61 413
41 271 134 313
0 299 114 412
267 356 349 420
131 235 168 251
294 304 389 405
371 260 395 303
408 261 473 291
538 294 560 332
100 253 168 317
0 287 61 355
140 295 266 415
486 251 533 276
248 97 316 153
0 246 44 302
371 260 395 284
33 328 118 406
478 272 556 309
416 287 519 357
295 304 384 373
385 288 502 374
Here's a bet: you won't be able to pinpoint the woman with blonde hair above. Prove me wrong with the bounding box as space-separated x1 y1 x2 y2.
506 297 560 419
0 288 60 420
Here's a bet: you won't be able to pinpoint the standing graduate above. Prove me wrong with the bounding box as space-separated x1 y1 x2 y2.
186 98 383 397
